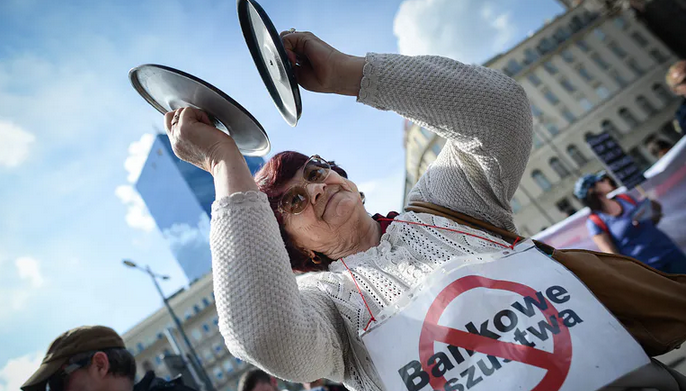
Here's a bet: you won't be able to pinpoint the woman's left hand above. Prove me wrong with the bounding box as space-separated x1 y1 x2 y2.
280 30 365 96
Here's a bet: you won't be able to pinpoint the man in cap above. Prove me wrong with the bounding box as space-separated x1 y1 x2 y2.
21 326 195 391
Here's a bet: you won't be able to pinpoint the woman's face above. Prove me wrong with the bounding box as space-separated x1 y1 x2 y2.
593 177 615 196
280 165 367 256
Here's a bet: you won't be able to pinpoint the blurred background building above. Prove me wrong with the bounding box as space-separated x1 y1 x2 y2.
404 2 683 236
122 273 248 391
135 134 264 283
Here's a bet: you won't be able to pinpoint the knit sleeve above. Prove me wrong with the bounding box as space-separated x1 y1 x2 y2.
210 191 347 383
358 53 533 232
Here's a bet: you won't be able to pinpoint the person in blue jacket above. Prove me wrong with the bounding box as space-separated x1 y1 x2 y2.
574 172 686 274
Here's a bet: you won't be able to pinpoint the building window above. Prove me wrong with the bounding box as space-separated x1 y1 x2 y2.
649 49 668 64
593 28 607 41
543 61 559 75
213 342 223 354
213 317 219 327
578 98 593 112
524 48 539 64
610 70 628 87
567 145 588 166
213 367 223 380
537 37 555 55
546 123 561 136
136 343 145 353
155 355 163 366
595 85 610 100
561 109 576 123
528 73 542 86
556 198 578 217
576 39 591 52
577 66 594 82
560 77 576 92
636 95 657 116
532 170 552 192
543 89 560 105
626 58 644 77
608 41 626 58
652 83 673 105
191 328 203 342
419 127 432 139
561 49 575 63
202 297 211 307
163 348 171 356
431 142 442 156
619 107 639 128
157 333 164 340
511 197 522 214
184 310 192 321
203 323 211 333
553 26 571 44
613 16 627 30
631 31 649 47
222 359 234 373
194 305 201 314
591 53 610 70
602 119 619 136
505 59 523 76
550 158 571 178
531 103 543 118
203 349 213 362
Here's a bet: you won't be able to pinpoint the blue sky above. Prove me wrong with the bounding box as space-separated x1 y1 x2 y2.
0 0 564 388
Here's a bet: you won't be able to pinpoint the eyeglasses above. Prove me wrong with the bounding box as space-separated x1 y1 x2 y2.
279 155 331 215
46 355 93 391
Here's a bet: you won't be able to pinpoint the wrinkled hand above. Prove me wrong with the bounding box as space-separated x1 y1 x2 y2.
281 31 364 96
164 107 237 173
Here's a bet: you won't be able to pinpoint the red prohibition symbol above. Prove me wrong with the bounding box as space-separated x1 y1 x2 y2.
418 276 573 391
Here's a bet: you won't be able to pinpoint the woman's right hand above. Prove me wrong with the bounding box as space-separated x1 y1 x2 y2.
164 107 238 173
281 31 365 96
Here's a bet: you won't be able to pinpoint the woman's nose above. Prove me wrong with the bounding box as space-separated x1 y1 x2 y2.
308 182 327 204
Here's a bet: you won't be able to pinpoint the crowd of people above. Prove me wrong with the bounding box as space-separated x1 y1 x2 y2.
19 33 686 391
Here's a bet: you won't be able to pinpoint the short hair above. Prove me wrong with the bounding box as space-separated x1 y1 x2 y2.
71 348 136 381
666 60 686 88
238 369 273 391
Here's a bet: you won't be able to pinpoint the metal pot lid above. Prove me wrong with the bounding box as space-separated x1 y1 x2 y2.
237 0 302 127
129 64 270 156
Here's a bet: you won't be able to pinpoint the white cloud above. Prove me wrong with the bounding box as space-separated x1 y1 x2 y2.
124 133 155 183
358 169 406 215
115 185 156 232
393 0 519 64
0 120 35 168
162 213 210 249
15 257 43 288
0 352 44 391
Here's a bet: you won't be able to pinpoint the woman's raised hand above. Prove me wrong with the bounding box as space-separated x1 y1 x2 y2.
281 31 365 96
164 107 238 173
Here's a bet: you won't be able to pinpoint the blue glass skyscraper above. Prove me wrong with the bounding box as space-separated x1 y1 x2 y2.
136 134 264 283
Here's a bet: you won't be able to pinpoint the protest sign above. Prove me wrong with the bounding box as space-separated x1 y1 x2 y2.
585 132 645 189
362 242 649 391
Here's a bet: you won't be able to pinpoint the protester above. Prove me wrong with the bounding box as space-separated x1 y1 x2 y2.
303 379 348 391
164 28 532 391
644 135 673 159
21 326 196 391
162 30 680 390
574 172 686 274
666 59 686 133
238 369 283 391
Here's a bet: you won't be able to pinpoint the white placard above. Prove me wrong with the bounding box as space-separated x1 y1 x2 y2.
362 241 649 391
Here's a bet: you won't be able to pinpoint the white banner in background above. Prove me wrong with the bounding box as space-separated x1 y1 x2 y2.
362 242 649 391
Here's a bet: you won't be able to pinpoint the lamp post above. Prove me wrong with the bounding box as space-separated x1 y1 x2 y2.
122 260 215 391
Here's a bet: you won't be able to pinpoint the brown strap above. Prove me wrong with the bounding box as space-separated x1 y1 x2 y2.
405 201 524 245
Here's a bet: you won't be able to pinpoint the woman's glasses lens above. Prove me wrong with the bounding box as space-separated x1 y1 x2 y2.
282 187 309 214
303 157 330 183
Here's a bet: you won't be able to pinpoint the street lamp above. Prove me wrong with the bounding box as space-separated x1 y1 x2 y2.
122 260 215 391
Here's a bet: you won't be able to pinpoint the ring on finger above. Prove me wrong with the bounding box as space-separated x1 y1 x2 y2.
287 28 296 34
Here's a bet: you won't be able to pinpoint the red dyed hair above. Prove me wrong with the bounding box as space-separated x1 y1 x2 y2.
254 151 348 272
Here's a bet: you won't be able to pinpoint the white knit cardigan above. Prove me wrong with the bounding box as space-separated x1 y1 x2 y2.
210 53 533 391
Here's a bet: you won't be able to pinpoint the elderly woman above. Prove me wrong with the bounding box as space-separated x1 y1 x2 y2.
164 31 532 391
